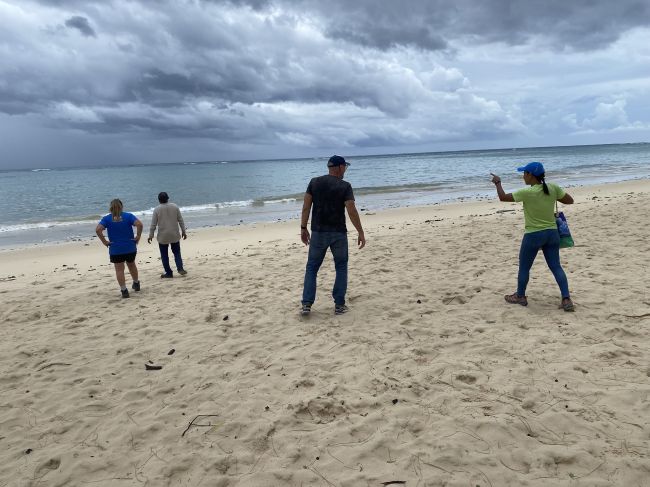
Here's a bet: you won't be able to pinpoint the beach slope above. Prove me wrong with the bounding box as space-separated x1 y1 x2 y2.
1 180 649 486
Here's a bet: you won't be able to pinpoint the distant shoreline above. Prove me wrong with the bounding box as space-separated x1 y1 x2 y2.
1 178 648 261
1 141 648 173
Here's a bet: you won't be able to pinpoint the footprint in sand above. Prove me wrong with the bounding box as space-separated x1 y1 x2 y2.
34 458 61 479
442 295 469 305
455 374 477 384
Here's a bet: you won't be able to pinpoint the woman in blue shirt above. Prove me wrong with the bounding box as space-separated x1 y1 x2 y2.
96 199 143 298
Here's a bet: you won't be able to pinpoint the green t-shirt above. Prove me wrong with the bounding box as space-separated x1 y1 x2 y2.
512 183 566 233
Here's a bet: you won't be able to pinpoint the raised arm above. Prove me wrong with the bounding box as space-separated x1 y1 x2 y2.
490 173 515 202
344 200 366 249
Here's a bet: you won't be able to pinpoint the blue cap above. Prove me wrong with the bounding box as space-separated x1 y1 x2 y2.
327 155 350 167
517 161 545 177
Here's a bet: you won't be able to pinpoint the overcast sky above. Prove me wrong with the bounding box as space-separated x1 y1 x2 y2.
1 0 649 169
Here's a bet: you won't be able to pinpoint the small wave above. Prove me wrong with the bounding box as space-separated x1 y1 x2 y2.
253 197 298 206
132 208 156 217
216 200 254 209
354 182 447 196
174 200 255 212
60 214 102 222
0 219 96 233
131 200 257 216
31 168 52 172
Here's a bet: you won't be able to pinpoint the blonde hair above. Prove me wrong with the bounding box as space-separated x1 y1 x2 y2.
109 199 123 219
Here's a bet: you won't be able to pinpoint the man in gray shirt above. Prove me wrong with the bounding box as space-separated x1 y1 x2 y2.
147 192 187 278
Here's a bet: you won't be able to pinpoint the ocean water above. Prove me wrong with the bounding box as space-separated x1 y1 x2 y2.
1 143 649 249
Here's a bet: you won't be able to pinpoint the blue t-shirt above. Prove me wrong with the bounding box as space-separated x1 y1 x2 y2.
99 212 138 255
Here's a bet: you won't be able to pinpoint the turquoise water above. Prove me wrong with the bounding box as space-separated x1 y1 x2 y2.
1 143 649 248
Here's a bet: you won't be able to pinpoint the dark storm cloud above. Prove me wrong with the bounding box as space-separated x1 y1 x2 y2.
1 0 649 169
64 15 96 37
32 0 650 51
254 0 650 51
327 23 447 51
221 0 271 9
129 66 269 107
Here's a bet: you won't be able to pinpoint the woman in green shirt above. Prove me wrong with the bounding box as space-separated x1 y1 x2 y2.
491 162 575 311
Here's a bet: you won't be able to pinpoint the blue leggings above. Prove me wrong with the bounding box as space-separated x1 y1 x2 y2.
517 229 570 298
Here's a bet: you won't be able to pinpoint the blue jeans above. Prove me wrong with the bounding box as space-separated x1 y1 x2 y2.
159 241 184 276
517 229 570 298
302 231 348 306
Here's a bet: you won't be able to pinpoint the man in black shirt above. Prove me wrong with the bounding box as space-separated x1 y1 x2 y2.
300 155 366 315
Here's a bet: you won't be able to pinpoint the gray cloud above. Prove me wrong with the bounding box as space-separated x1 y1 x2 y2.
327 23 447 51
213 0 650 51
64 15 96 37
34 0 650 50
1 0 649 168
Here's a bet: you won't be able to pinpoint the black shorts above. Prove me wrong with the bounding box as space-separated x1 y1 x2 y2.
110 252 137 264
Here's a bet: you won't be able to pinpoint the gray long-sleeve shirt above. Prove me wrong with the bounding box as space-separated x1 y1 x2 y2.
149 203 186 244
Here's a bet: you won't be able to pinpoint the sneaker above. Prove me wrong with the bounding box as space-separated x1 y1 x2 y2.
300 303 311 316
504 293 527 306
161 273 173 279
121 288 130 299
334 304 348 315
132 281 140 292
560 298 575 312
178 269 187 276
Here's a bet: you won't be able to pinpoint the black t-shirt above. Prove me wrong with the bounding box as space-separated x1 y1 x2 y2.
306 175 355 232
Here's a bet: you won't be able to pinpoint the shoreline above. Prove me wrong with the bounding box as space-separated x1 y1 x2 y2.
1 178 648 280
1 171 649 252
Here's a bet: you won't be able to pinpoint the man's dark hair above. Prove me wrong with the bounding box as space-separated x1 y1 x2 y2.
158 192 169 203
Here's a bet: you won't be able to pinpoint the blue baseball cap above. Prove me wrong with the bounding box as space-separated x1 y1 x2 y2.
327 155 350 167
517 161 545 177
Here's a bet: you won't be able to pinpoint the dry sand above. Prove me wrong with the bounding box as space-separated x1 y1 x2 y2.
1 180 649 486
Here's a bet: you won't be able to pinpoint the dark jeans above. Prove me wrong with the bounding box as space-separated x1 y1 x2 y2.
159 241 184 276
302 231 348 306
517 229 570 298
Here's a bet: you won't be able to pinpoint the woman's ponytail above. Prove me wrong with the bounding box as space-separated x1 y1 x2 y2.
539 174 549 195
110 199 123 219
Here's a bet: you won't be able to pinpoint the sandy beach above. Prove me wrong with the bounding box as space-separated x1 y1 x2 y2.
1 179 649 486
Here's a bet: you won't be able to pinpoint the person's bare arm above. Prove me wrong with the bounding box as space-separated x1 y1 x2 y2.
490 173 515 202
95 224 110 247
344 200 366 249
300 193 313 245
134 219 143 244
558 193 574 204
